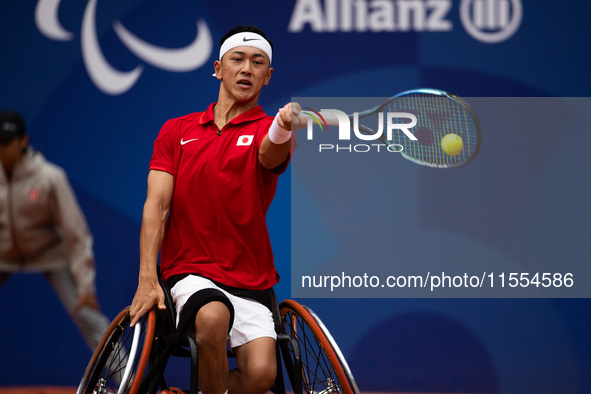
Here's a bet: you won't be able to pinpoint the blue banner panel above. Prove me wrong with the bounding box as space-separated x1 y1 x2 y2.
1 0 591 392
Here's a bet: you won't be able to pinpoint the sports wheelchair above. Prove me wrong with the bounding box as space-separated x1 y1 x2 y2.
77 277 359 394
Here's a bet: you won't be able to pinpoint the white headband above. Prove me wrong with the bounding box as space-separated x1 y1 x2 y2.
219 32 273 65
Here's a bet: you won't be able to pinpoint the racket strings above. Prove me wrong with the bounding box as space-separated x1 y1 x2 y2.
385 93 478 167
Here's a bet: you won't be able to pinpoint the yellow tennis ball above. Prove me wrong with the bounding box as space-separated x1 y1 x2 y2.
441 133 463 156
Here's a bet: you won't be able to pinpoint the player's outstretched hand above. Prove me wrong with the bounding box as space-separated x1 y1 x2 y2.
129 279 166 327
277 102 307 132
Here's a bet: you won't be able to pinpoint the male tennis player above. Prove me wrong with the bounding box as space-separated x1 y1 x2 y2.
129 26 303 394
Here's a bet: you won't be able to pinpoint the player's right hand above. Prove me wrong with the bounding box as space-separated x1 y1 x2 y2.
129 280 166 326
289 102 308 132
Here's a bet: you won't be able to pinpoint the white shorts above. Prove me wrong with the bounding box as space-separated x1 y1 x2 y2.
170 275 277 349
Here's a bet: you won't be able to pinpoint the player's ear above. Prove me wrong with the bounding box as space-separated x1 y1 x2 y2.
213 60 222 80
264 67 274 85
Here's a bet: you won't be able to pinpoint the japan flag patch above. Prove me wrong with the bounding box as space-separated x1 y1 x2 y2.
236 135 254 146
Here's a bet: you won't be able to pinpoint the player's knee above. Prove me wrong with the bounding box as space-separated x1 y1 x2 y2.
246 355 277 392
194 301 231 343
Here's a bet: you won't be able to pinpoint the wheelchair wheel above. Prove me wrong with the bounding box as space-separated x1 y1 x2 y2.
280 300 359 394
77 307 156 394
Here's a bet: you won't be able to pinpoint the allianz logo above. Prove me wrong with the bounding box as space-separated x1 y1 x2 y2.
288 0 522 43
35 0 212 96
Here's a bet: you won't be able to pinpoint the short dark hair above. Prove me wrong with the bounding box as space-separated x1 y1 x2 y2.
220 25 273 52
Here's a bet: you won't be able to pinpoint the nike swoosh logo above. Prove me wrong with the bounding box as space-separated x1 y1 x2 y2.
242 37 260 42
180 138 198 145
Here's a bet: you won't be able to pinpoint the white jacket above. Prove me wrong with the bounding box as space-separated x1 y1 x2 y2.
0 148 96 297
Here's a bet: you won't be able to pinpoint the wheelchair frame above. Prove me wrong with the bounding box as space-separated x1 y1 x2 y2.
77 279 359 394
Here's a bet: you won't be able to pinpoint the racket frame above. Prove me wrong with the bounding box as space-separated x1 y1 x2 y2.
349 88 482 168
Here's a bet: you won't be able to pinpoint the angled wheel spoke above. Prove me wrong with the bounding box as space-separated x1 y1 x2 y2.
78 308 156 394
280 301 359 394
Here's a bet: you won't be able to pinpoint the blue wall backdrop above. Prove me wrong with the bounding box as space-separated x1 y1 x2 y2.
1 0 590 393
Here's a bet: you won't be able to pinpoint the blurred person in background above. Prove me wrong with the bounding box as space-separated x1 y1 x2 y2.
0 110 110 352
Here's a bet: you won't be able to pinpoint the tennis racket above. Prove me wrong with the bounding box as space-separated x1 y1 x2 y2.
300 89 481 169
